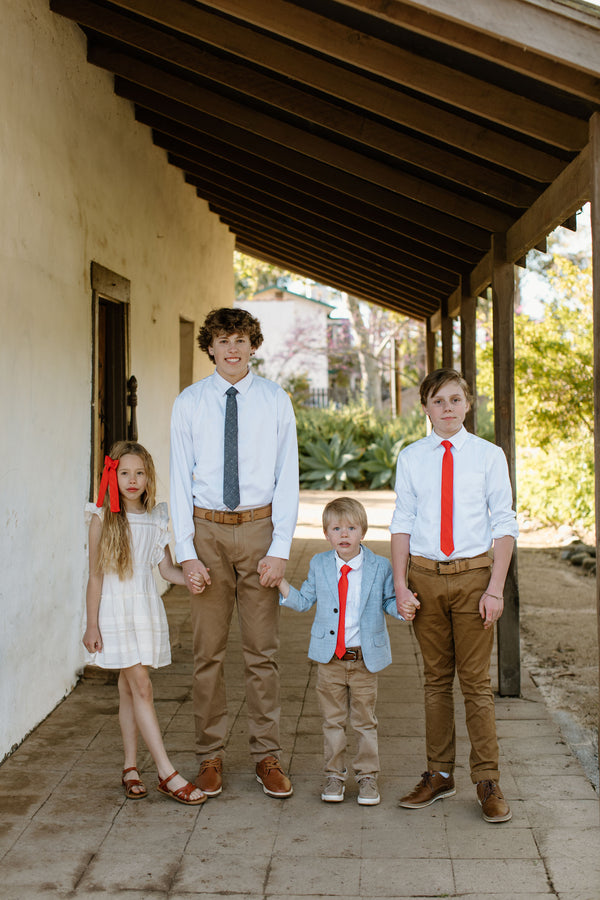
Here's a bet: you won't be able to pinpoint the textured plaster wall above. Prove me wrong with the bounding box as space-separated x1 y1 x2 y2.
0 0 234 758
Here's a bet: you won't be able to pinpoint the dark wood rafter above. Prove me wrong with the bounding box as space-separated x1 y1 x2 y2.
50 0 600 709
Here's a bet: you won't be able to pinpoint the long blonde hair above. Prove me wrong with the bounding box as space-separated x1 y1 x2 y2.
97 441 157 580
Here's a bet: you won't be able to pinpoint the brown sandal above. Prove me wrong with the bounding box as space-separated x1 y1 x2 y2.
157 770 206 806
122 766 148 799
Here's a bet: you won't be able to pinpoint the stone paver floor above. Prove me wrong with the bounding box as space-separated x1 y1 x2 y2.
0 492 598 898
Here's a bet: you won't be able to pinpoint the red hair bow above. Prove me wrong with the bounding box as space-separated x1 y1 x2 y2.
97 456 120 512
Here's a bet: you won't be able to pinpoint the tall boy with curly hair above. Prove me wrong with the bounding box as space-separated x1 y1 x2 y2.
170 307 299 799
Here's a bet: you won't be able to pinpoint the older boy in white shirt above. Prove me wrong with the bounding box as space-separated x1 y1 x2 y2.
170 308 299 799
390 368 518 823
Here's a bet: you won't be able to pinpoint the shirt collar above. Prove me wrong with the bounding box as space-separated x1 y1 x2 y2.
430 425 468 451
335 547 363 572
213 368 253 396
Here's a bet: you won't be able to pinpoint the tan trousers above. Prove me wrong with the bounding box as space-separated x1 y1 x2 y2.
190 516 281 763
408 558 499 783
316 658 379 780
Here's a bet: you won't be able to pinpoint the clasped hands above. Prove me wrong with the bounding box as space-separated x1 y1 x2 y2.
181 556 286 594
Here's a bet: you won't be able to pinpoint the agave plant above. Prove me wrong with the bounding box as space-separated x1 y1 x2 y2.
299 433 365 490
361 434 406 489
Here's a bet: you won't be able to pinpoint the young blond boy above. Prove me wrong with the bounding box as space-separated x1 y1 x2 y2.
390 368 518 823
279 497 402 805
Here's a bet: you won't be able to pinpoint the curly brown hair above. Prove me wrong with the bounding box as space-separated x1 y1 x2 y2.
197 307 263 360
97 441 156 580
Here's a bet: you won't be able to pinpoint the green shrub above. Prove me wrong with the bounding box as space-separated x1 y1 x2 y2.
362 433 406 489
299 432 365 490
296 403 425 490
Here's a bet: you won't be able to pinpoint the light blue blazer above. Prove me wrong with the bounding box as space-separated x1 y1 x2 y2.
281 546 402 673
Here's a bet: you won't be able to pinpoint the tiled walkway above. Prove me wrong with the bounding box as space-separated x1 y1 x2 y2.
0 492 598 898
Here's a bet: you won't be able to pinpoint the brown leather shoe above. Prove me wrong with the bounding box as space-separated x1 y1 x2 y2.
255 755 293 797
195 758 223 796
399 771 456 808
476 780 512 823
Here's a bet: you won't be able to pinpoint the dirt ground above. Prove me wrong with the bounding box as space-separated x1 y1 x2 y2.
518 523 598 779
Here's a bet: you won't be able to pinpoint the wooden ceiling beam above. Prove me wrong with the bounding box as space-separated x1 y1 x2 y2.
52 0 538 204
200 197 452 303
123 85 491 250
334 0 600 103
97 0 565 181
198 189 450 299
235 236 439 317
366 0 600 81
187 175 458 291
198 0 588 149
86 42 515 232
168 150 471 277
468 144 592 298
236 241 432 318
149 121 480 264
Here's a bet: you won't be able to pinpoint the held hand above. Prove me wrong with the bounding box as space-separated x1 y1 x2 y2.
257 556 286 588
182 559 211 595
479 590 504 629
397 585 420 620
83 626 103 654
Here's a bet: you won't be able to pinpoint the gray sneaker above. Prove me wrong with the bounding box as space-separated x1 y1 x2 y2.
321 776 345 802
357 776 380 806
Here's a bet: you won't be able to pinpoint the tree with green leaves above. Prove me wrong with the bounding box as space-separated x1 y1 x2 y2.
478 256 593 529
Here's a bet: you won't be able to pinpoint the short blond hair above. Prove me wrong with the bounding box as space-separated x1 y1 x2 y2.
322 497 368 535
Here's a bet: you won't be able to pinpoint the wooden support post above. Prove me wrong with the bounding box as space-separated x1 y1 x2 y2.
394 338 402 417
426 317 436 373
389 338 397 418
441 299 453 368
590 111 600 783
460 286 477 434
491 233 520 697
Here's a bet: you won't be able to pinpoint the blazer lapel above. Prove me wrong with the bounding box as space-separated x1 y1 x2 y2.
323 550 339 599
358 547 376 613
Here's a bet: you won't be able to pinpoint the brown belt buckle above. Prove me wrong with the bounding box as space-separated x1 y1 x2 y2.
344 648 360 661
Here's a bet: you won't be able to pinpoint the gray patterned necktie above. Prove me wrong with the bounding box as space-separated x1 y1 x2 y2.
223 386 240 510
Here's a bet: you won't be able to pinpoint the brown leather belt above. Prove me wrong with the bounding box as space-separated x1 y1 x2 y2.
410 552 492 575
193 504 272 525
339 647 363 661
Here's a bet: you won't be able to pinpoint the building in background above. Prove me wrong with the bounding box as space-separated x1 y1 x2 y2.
236 286 338 406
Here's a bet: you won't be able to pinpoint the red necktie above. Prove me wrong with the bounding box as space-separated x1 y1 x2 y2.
440 440 454 556
335 564 352 659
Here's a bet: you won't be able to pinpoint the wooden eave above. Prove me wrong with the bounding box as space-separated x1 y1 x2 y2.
50 0 600 320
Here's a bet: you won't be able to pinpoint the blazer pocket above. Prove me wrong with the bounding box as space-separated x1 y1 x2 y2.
373 630 388 647
311 624 326 638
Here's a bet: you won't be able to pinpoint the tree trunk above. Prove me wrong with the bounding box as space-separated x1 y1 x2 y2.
347 295 382 409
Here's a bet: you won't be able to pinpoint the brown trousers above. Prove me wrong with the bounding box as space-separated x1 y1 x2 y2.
408 558 499 783
317 658 380 780
190 516 281 762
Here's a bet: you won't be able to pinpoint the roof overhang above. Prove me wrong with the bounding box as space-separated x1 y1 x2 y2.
50 0 600 319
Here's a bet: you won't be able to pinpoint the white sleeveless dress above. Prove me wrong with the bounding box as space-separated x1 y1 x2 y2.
85 502 172 669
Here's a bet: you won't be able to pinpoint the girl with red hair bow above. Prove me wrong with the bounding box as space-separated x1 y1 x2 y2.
83 441 205 806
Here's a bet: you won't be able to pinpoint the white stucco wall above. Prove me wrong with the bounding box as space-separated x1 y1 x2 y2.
236 296 330 390
0 0 234 759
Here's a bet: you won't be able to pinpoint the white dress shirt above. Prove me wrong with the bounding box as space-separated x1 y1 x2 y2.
170 369 299 563
336 548 363 648
390 426 518 560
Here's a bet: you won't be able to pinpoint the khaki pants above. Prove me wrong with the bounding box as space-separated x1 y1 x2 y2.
190 516 281 762
409 558 499 783
316 658 379 780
